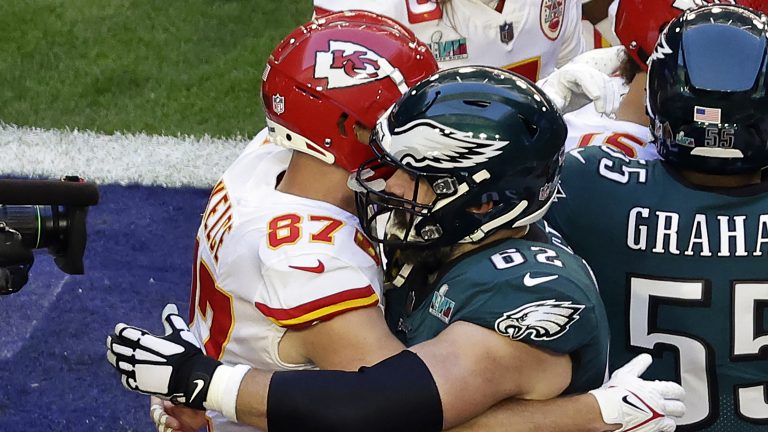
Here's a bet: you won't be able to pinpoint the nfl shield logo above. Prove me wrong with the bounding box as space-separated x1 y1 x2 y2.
272 94 285 115
499 22 514 44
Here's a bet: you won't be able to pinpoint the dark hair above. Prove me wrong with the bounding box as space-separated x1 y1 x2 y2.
618 49 642 84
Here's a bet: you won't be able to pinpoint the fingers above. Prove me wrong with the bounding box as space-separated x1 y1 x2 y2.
572 46 627 75
162 305 198 350
114 324 149 342
121 375 133 391
657 417 678 432
616 353 653 377
107 334 139 374
536 75 567 111
162 304 180 334
151 403 167 426
652 380 686 400
602 79 624 115
107 350 117 368
663 400 686 418
151 403 182 432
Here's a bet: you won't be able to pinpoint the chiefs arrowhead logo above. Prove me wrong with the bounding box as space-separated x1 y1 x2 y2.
331 50 380 78
540 0 565 41
315 41 396 89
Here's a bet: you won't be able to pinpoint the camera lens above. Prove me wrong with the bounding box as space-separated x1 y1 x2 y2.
0 205 59 249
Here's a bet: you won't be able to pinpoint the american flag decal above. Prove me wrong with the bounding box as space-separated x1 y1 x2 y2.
693 106 721 124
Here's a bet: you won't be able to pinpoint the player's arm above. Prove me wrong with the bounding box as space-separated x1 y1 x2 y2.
235 319 571 430
447 350 688 432
258 252 405 371
108 305 684 432
282 304 405 370
410 321 571 426
446 394 605 432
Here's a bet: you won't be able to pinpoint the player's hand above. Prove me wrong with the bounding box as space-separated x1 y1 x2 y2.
568 46 627 76
106 304 221 410
150 396 207 432
537 46 628 115
589 353 686 432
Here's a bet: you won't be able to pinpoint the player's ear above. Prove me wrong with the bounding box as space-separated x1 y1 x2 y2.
353 123 372 145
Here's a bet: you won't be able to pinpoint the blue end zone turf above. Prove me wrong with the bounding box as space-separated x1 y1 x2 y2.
0 184 210 431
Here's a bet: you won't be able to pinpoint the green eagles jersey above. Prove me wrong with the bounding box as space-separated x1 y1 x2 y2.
385 223 609 394
547 145 768 431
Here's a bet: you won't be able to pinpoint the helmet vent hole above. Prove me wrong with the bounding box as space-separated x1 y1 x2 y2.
518 115 539 138
463 99 491 108
337 113 349 137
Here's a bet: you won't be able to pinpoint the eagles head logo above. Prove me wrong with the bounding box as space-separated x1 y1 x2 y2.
385 118 508 169
649 25 673 62
495 299 584 341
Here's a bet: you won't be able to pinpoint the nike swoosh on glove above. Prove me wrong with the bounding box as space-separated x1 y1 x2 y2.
589 353 686 432
106 304 222 410
537 46 628 115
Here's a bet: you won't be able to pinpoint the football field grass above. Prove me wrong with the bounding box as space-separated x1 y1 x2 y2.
0 3 312 430
0 0 312 138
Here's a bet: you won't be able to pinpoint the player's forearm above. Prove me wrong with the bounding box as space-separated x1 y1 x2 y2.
233 369 273 430
445 394 616 432
227 350 442 432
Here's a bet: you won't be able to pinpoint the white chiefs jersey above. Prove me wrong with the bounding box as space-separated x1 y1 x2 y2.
189 129 384 431
314 0 585 82
564 103 657 160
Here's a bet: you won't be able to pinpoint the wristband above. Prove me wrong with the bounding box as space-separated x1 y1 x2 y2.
205 364 252 421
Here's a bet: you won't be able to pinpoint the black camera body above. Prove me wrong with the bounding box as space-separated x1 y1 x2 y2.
0 178 99 294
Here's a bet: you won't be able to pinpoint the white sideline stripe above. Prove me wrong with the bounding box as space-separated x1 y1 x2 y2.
1 123 250 188
0 274 69 360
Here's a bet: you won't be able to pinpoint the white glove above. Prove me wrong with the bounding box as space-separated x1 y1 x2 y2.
589 354 686 432
537 46 628 115
107 304 222 410
569 46 627 75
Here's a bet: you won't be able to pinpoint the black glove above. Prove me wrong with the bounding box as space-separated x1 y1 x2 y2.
106 304 221 410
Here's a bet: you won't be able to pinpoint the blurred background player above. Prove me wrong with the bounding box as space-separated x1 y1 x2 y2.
312 0 586 82
548 4 768 430
109 67 686 432
581 0 621 48
564 0 765 159
313 0 629 117
145 10 438 432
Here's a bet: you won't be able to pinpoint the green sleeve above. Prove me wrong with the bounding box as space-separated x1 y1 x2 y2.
451 275 600 356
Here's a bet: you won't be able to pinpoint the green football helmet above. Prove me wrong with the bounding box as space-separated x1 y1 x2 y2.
354 66 567 248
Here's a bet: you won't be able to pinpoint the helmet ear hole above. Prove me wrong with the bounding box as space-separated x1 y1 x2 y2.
337 113 349 137
518 115 539 139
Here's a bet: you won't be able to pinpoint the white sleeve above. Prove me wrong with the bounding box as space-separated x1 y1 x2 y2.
255 252 380 329
556 0 588 68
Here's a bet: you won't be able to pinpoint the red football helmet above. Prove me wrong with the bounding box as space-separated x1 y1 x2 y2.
261 10 438 172
614 0 754 71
